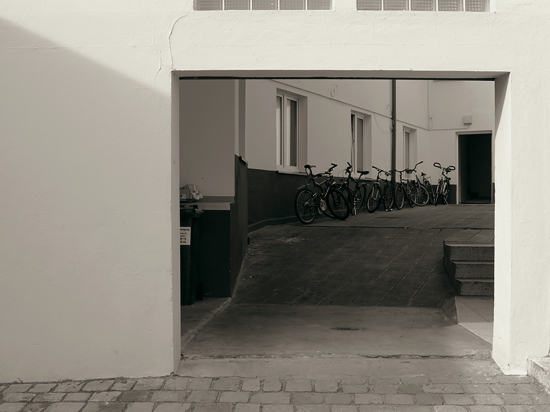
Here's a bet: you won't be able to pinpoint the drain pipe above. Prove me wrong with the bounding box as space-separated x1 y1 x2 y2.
391 79 397 184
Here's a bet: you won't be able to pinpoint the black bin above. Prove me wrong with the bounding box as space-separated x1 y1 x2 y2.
180 204 203 305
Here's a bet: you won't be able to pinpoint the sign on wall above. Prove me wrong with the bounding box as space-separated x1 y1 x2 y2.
180 227 191 245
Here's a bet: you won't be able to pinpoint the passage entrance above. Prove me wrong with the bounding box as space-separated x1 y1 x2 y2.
458 133 493 204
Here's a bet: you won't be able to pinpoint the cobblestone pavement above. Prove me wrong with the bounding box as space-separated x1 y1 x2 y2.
2 373 549 412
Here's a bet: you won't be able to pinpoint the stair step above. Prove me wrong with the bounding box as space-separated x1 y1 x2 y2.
528 358 550 393
444 242 494 262
451 261 494 279
455 278 494 296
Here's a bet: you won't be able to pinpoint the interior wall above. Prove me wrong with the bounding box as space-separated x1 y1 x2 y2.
180 79 237 197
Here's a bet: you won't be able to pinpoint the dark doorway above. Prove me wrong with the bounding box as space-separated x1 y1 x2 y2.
459 133 492 204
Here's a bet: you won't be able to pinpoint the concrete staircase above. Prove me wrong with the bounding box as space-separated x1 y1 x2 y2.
444 230 494 296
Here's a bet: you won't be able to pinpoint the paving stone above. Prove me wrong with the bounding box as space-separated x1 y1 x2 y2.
63 393 90 402
433 407 469 412
472 394 505 405
468 407 505 412
331 406 359 412
384 394 415 404
531 393 550 404
397 384 423 394
218 391 250 403
285 380 311 392
401 376 430 385
84 403 125 412
370 385 398 395
0 404 26 412
153 404 191 412
503 406 537 412
249 392 290 404
188 379 211 391
515 384 541 394
241 379 261 392
497 377 533 384
120 391 150 402
491 384 516 394
23 404 48 412
125 403 154 412
4 385 32 394
54 384 84 394
369 378 400 385
342 385 369 394
415 393 444 405
291 392 323 404
462 384 493 394
324 393 353 405
341 378 366 385
149 391 186 402
192 404 230 412
88 392 120 402
359 406 432 412
262 406 294 412
82 381 114 392
3 393 36 402
234 404 260 412
186 391 218 403
442 394 475 405
263 379 282 392
44 403 85 412
295 406 330 412
502 394 533 405
423 384 464 394
29 384 56 393
212 378 240 391
33 393 65 403
430 376 466 384
354 394 383 404
163 377 189 391
0 386 7 393
134 379 164 391
111 380 136 391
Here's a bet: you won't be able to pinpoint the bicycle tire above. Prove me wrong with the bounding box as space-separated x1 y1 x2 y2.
326 187 350 220
415 184 430 206
442 181 450 205
407 182 416 208
366 185 381 213
394 184 405 210
353 184 367 214
383 183 394 210
294 188 317 224
340 185 356 216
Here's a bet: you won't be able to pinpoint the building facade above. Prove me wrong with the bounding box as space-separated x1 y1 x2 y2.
1 0 548 381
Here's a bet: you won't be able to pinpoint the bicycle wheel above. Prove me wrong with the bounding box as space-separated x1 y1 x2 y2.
394 184 405 210
366 184 381 213
326 187 350 220
434 181 443 206
340 185 356 216
415 184 430 206
441 181 450 205
383 183 394 210
294 188 317 224
407 183 416 208
353 185 367 214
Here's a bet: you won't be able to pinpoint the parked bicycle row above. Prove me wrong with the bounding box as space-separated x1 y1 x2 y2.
294 161 455 224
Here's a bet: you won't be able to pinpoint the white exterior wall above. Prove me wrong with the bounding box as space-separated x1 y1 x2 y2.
2 0 550 380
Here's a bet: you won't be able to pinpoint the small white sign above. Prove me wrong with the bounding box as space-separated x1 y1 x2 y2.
180 227 191 245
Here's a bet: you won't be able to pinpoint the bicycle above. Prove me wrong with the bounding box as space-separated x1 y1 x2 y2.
294 163 350 224
394 169 417 210
335 162 370 216
433 162 456 205
366 166 394 212
406 161 430 206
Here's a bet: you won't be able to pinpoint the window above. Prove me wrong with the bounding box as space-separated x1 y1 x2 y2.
276 93 300 171
351 113 365 172
356 0 488 11
195 0 331 10
404 127 416 171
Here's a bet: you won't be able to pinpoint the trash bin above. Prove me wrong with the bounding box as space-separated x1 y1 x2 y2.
180 204 203 305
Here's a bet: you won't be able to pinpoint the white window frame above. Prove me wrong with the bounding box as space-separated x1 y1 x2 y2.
356 0 488 11
403 127 417 172
276 92 301 172
351 113 367 175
